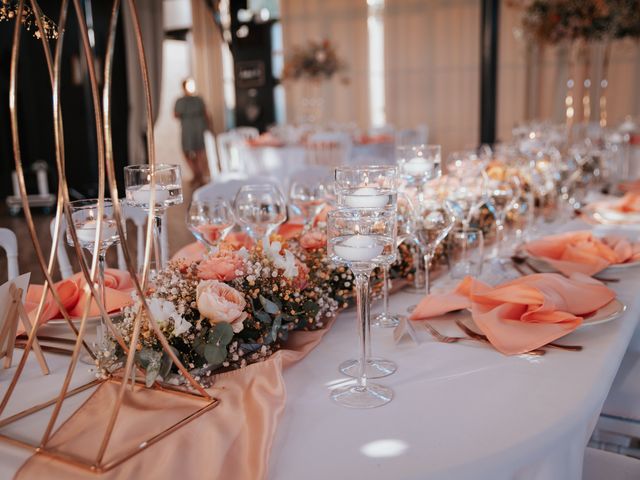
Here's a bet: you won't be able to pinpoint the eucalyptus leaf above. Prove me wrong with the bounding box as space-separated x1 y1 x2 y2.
146 362 161 388
136 348 161 370
239 343 262 354
204 344 227 366
207 322 234 347
259 295 280 315
270 315 282 343
255 310 272 324
159 346 178 380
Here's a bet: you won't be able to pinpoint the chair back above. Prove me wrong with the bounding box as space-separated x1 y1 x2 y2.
305 132 352 167
217 132 249 173
0 228 19 281
230 127 259 141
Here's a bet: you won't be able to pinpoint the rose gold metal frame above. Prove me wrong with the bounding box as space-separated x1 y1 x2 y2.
1 0 219 473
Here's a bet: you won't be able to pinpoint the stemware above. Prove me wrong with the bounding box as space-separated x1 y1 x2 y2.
334 165 399 379
448 228 484 279
413 194 455 295
327 208 397 408
124 164 183 269
372 193 413 328
396 145 441 292
444 174 488 232
288 179 327 230
233 184 287 241
66 199 123 354
186 198 235 251
486 174 521 260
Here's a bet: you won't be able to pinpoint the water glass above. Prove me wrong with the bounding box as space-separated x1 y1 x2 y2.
449 228 484 279
233 184 287 241
186 198 235 251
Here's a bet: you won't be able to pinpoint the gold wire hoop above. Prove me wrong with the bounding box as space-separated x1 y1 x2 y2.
1 0 219 472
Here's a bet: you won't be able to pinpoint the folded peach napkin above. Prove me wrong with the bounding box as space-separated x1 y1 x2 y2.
409 273 616 355
172 232 255 262
614 193 640 213
523 231 640 276
25 269 134 324
618 180 640 193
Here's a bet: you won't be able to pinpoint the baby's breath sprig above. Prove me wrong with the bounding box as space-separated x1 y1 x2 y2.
1 0 59 40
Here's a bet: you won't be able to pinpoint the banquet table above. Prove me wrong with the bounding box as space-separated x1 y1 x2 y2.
1 216 639 479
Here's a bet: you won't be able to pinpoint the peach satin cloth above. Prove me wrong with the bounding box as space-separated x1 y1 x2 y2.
409 273 615 355
523 231 640 276
16 320 335 480
24 269 134 324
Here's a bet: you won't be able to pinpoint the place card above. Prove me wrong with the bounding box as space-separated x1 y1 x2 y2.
0 273 49 375
393 315 419 346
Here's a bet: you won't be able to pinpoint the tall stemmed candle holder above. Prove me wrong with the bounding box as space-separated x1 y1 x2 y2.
334 165 398 379
327 208 397 408
66 199 123 353
397 144 441 293
124 164 183 269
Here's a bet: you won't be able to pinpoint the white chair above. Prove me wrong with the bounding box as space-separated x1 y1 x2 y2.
396 124 429 146
0 228 19 281
204 130 220 177
229 126 259 141
305 132 352 167
583 447 640 479
216 132 248 173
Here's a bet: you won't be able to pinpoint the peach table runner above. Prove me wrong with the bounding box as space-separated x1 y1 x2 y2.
16 319 335 479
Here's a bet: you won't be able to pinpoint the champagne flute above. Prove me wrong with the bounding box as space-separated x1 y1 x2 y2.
186 198 235 251
373 193 413 328
327 208 397 408
233 184 287 241
486 175 521 261
124 164 183 270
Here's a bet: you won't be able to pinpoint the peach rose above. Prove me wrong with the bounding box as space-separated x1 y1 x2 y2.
197 251 245 281
196 280 247 333
300 231 327 250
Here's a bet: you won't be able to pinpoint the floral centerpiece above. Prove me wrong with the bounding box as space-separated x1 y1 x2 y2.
282 38 348 83
100 228 368 386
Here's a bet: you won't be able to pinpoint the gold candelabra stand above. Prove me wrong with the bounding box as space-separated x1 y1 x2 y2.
1 0 219 473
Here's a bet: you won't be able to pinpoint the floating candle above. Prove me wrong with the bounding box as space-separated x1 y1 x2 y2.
342 187 388 208
75 220 118 243
402 157 432 176
130 184 171 205
333 234 384 262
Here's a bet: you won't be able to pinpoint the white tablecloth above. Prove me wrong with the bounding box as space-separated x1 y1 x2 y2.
1 217 639 480
268 217 640 480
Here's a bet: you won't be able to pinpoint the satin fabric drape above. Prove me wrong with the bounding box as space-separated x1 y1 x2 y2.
16 320 335 479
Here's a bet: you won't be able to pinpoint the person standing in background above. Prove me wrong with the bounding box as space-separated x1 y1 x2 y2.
174 78 210 186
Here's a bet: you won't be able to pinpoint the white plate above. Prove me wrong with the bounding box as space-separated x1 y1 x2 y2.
585 204 640 225
526 254 640 274
580 298 626 327
47 311 122 326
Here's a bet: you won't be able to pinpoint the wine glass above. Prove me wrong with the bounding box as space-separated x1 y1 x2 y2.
373 193 414 328
327 208 397 408
444 174 488 232
186 198 235 251
233 184 287 241
486 174 521 261
66 199 124 355
334 165 399 379
124 164 183 270
288 179 327 231
413 194 455 295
